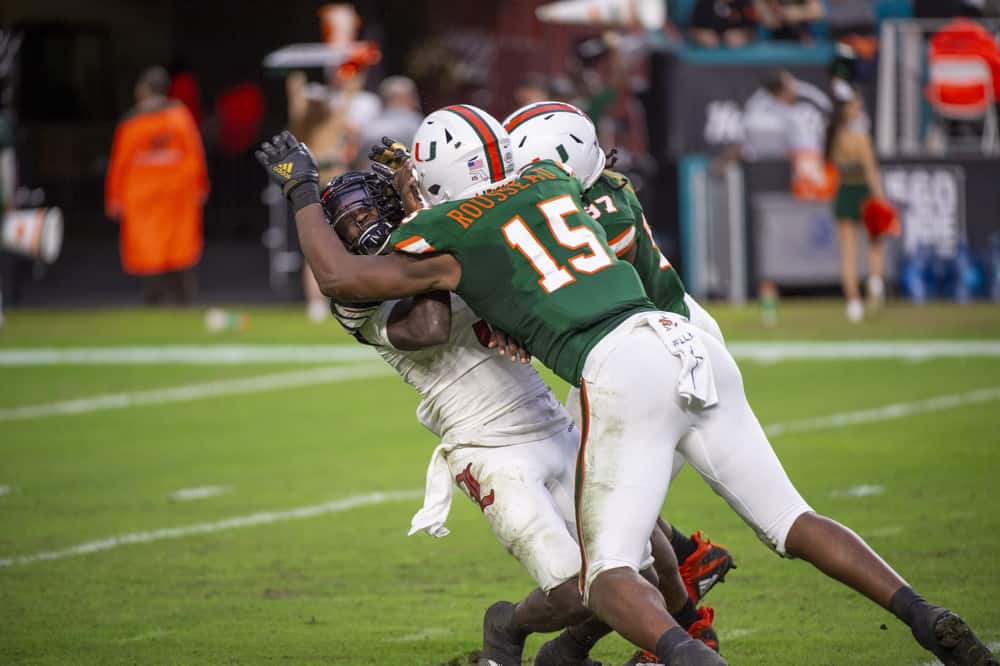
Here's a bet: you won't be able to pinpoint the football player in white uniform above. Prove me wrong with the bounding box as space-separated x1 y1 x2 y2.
320 167 725 666
501 100 999 666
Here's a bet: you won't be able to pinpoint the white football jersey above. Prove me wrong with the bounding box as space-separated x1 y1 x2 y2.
336 295 571 445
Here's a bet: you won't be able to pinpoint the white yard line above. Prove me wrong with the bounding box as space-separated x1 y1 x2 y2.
0 485 10 497
0 345 377 365
1 340 998 366
724 628 758 641
728 340 1000 363
0 363 394 422
830 484 886 499
169 486 231 501
764 386 1000 437
0 489 422 568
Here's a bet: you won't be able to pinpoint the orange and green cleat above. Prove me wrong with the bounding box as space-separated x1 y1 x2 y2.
688 606 720 653
678 532 736 604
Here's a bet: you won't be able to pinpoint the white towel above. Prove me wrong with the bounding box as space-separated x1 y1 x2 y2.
408 442 457 538
645 313 719 409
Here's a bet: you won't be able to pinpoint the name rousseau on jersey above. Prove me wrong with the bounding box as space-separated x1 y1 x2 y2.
400 162 570 234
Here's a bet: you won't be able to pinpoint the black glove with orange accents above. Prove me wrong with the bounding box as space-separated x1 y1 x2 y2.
255 130 320 213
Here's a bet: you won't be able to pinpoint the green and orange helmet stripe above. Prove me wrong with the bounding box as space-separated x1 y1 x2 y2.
442 104 507 184
503 101 587 134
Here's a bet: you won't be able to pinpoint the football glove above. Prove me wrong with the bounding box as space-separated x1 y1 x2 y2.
255 131 320 212
368 136 410 171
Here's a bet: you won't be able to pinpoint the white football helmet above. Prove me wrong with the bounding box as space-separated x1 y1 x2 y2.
410 104 515 205
502 101 606 189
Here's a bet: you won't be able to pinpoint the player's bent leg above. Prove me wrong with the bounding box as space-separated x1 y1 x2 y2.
447 438 586 665
575 317 724 664
679 335 812 556
785 513 998 666
615 523 720 664
447 437 583 599
686 336 996 665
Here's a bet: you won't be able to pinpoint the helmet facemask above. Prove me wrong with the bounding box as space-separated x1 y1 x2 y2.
320 171 404 256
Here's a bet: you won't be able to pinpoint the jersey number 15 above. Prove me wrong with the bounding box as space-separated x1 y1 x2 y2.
502 195 613 294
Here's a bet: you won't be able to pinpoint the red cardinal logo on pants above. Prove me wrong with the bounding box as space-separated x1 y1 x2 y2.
455 463 495 511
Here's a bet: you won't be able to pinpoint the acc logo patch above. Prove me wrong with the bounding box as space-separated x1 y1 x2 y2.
272 162 293 179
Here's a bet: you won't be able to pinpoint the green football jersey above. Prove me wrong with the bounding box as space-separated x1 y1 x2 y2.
584 170 690 319
390 160 653 386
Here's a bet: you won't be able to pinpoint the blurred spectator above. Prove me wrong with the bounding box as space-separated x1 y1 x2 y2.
358 75 422 156
689 0 758 48
742 70 815 158
567 33 652 177
755 0 826 43
105 66 208 305
287 69 380 321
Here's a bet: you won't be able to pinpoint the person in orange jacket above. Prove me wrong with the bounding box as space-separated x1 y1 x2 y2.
106 66 209 304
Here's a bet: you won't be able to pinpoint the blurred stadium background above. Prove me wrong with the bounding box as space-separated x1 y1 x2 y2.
0 0 998 664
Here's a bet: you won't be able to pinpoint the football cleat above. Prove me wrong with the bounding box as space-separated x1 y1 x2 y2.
678 532 736 604
689 606 720 653
917 610 998 666
478 601 526 666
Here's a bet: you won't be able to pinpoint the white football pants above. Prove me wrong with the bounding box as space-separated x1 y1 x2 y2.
574 312 811 604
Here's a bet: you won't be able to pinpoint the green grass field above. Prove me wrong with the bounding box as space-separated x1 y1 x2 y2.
1 301 998 665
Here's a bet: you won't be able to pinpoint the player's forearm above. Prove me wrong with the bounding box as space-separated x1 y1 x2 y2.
293 203 368 300
293 204 447 303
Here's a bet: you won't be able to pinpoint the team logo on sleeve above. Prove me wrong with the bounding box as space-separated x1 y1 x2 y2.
455 463 495 511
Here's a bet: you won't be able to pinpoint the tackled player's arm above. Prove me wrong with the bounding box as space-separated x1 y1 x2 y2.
384 291 452 350
293 203 461 303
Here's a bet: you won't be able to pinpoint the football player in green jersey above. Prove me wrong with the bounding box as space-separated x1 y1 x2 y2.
498 100 999 666
256 101 995 666
503 101 728 666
